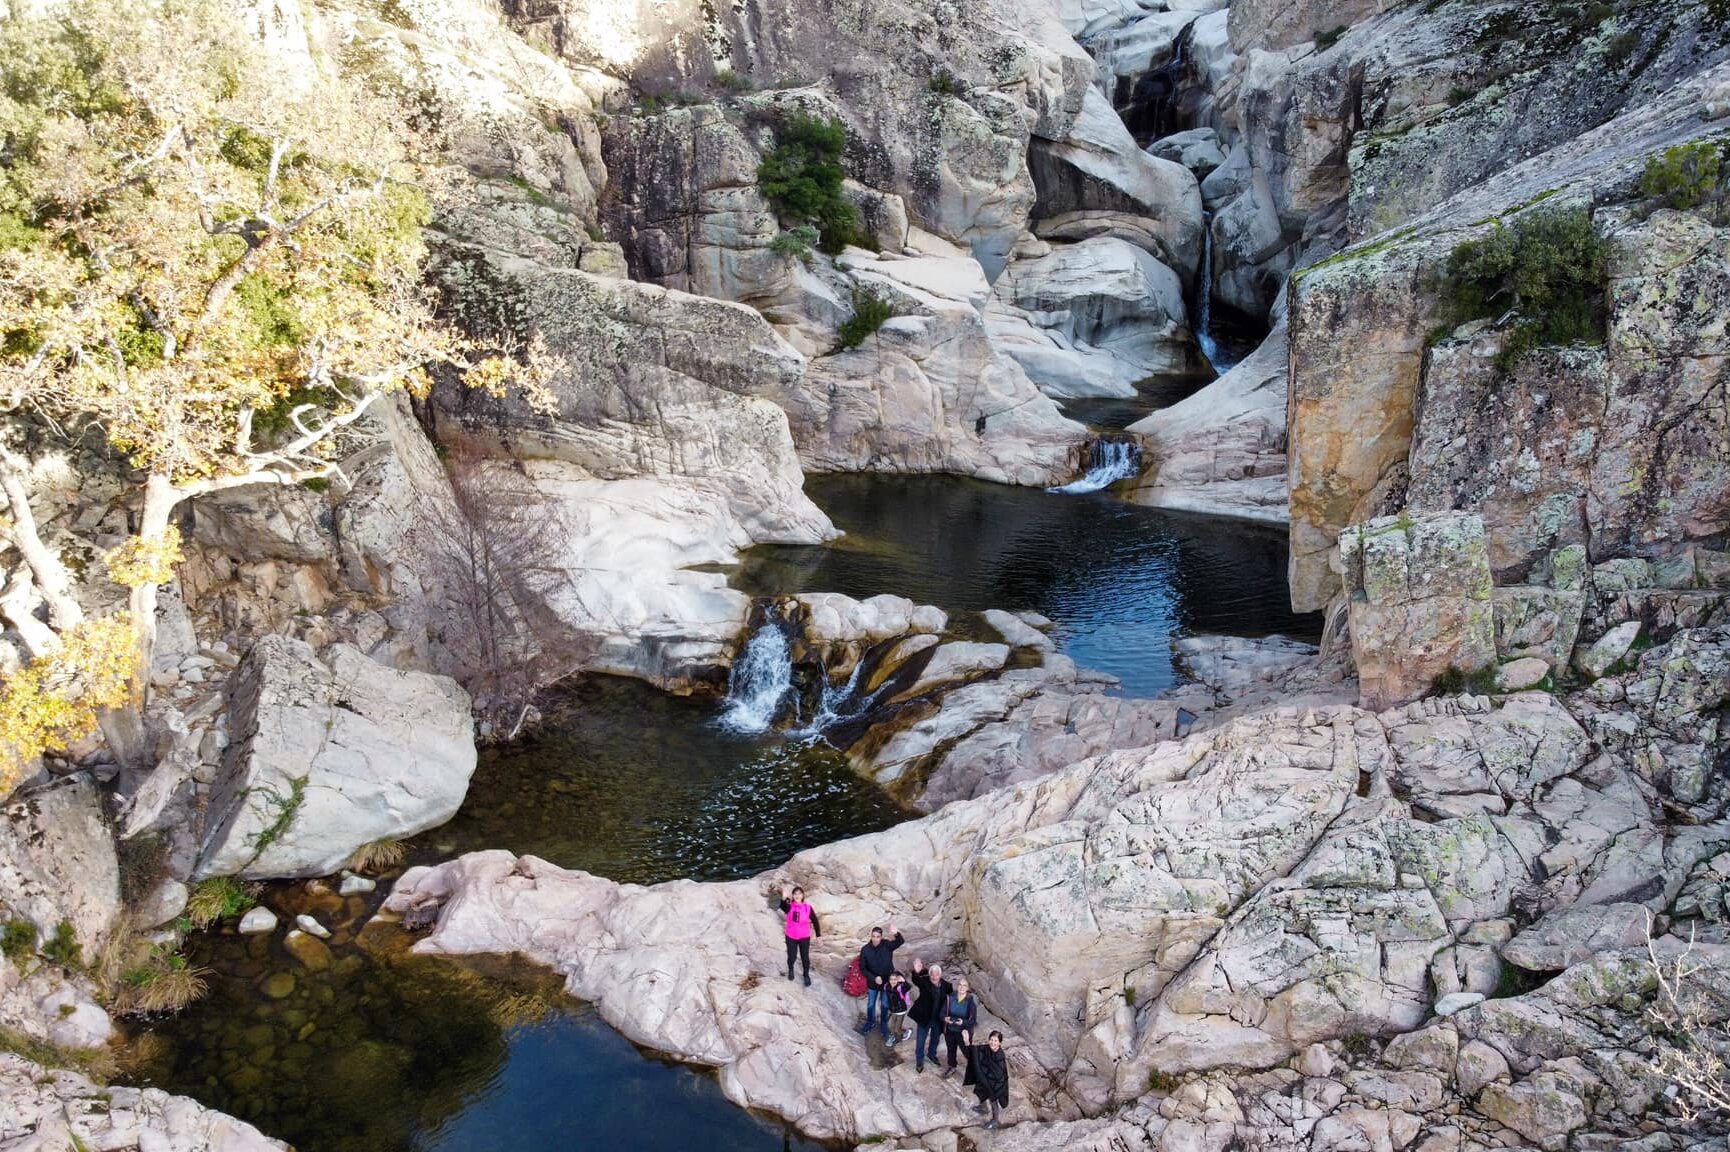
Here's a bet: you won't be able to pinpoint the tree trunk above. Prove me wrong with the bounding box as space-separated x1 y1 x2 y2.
0 447 84 632
129 472 184 689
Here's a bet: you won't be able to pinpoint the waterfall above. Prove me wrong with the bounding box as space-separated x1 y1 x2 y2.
1196 210 1223 373
718 609 795 735
1049 439 1143 495
789 658 874 739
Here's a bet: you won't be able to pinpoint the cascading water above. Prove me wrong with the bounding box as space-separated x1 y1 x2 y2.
789 658 875 739
1195 210 1235 375
1049 438 1143 495
717 609 795 734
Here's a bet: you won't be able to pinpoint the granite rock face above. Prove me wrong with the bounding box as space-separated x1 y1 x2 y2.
1287 67 1730 611
196 638 476 880
1340 513 1495 711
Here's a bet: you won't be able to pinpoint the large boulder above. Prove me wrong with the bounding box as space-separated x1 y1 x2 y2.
989 236 1200 394
1340 512 1495 711
1126 322 1289 522
196 638 477 879
0 776 120 958
1029 88 1205 279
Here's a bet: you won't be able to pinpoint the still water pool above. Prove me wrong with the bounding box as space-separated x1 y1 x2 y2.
130 475 1314 1151
734 474 1319 698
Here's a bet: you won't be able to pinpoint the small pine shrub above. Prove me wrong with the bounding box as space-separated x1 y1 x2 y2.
716 68 753 93
1446 86 1474 107
1640 140 1726 215
1147 1068 1180 1092
757 114 861 254
927 70 963 96
770 224 820 263
1442 206 1610 368
834 285 896 351
43 920 81 970
1 918 35 965
1315 25 1348 49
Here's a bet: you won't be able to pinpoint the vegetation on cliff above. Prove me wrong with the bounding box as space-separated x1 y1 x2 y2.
0 0 555 779
757 114 869 254
1442 206 1610 367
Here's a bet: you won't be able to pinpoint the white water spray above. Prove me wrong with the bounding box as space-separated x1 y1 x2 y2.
718 614 794 734
1049 439 1143 495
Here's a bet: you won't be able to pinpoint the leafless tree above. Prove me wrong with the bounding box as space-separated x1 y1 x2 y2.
1645 917 1730 1120
417 448 584 740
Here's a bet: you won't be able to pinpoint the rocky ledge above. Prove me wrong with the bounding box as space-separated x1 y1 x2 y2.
383 623 1730 1145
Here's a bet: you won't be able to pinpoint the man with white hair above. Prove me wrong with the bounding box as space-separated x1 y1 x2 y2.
907 957 951 1073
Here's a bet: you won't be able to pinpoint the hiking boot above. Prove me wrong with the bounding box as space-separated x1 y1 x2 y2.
986 1120 1000 1131
915 1062 924 1073
786 970 793 981
884 1035 896 1047
802 974 811 987
972 1104 987 1115
855 1021 871 1034
941 1067 955 1079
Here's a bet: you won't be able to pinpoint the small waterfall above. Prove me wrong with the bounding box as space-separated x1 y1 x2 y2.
1195 210 1230 374
1050 439 1143 495
789 658 874 739
1121 21 1194 144
718 609 795 735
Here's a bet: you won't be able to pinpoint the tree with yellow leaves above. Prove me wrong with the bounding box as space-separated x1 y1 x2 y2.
0 0 557 786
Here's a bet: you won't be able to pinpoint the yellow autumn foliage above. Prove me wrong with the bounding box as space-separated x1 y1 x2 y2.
0 615 139 791
105 527 185 589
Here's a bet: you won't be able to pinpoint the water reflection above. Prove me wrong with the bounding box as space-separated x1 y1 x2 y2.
734 474 1319 698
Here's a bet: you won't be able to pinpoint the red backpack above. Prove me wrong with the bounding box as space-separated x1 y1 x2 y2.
842 956 867 997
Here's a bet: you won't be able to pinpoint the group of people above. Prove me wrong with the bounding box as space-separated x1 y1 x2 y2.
778 886 1011 1130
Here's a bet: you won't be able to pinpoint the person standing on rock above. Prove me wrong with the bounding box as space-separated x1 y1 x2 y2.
885 970 913 1047
964 1029 1009 1130
779 884 820 986
855 923 904 1039
940 977 978 1078
909 959 950 1072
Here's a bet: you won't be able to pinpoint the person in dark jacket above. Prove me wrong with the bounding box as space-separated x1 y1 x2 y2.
939 977 978 1078
855 923 904 1038
963 1030 1009 1129
778 884 820 985
908 959 950 1073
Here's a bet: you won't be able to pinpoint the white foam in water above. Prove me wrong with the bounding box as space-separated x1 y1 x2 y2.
1049 440 1142 495
789 659 872 740
718 617 794 734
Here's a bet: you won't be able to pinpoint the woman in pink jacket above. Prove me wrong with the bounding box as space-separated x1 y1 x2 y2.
779 883 821 985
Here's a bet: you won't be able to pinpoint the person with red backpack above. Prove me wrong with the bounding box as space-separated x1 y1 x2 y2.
778 883 820 986
854 923 904 1039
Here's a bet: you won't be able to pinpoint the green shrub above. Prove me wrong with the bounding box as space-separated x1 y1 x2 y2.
1640 140 1726 215
1446 86 1474 107
757 114 861 254
834 284 896 351
1147 1068 1180 1092
43 920 81 970
1430 664 1498 697
927 70 963 96
770 224 819 263
716 68 753 93
1316 25 1348 49
1442 206 1610 368
1 918 35 965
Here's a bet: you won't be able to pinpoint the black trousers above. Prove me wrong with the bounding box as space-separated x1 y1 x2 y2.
944 1028 972 1069
785 936 810 977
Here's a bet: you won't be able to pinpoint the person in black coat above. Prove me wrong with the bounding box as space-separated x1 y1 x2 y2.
963 1029 1009 1130
908 959 950 1073
854 923 904 1039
